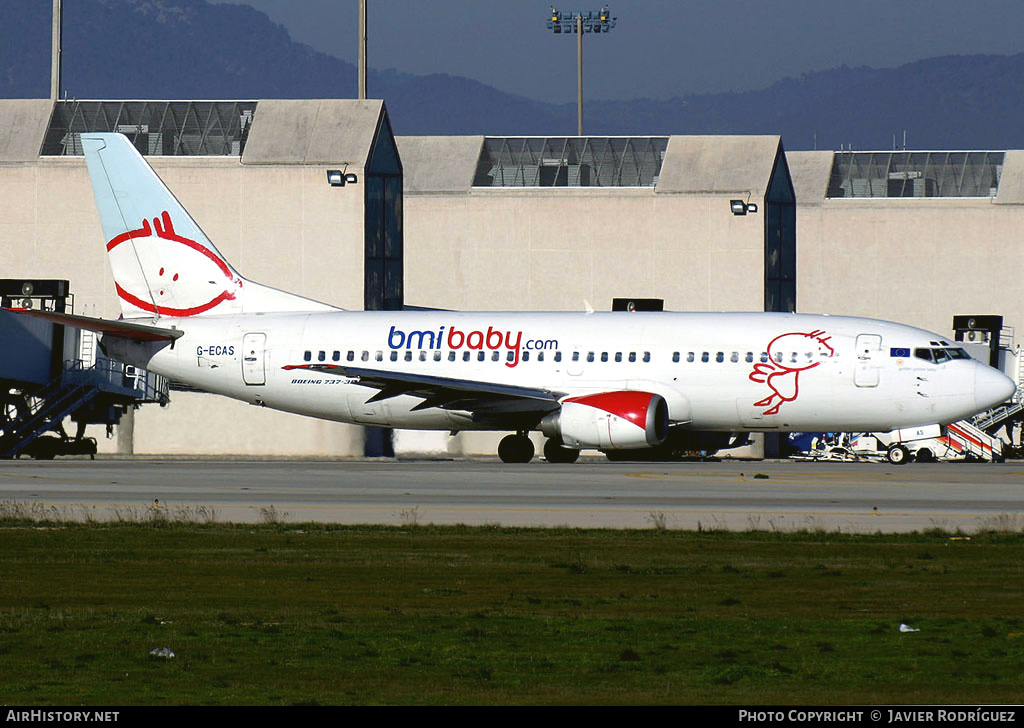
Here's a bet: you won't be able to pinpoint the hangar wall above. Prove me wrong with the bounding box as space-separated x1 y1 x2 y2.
5 96 1022 458
0 100 379 456
788 151 1024 338
399 135 774 312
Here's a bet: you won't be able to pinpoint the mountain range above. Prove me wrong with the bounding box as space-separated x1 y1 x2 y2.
3 0 1023 149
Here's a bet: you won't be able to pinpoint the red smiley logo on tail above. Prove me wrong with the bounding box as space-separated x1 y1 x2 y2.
106 211 241 317
748 330 835 415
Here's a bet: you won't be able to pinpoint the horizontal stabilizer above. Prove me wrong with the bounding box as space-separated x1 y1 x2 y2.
3 308 184 342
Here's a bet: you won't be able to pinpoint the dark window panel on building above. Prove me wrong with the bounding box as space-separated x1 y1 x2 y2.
826 151 1004 198
364 109 403 312
473 137 668 187
41 101 257 156
764 147 797 313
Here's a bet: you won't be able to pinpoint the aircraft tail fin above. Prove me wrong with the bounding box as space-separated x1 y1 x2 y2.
81 133 339 319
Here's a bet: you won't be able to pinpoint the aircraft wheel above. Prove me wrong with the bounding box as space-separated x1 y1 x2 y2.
543 438 580 464
886 444 910 465
498 434 535 463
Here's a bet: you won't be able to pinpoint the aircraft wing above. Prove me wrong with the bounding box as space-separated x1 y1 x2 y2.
2 308 184 342
282 363 562 416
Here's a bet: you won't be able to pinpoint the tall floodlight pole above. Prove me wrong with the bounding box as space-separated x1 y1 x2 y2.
51 0 62 100
358 0 367 99
547 5 616 135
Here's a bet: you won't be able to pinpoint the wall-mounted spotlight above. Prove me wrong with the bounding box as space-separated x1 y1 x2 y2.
730 199 758 216
326 169 359 187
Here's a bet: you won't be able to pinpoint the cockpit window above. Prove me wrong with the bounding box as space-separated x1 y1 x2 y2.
915 347 971 364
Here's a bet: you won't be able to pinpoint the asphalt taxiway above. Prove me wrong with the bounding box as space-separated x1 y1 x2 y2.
0 458 1022 533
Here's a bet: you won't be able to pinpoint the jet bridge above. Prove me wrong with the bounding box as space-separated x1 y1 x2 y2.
0 279 169 459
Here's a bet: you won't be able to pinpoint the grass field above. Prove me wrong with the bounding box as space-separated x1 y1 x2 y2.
1 510 1023 705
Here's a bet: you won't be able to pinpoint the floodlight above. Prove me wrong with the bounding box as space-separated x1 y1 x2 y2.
327 169 345 187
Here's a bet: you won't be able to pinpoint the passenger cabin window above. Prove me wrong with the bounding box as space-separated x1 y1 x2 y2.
362 351 370 362
643 352 650 363
600 352 608 362
731 352 739 363
672 352 680 363
615 352 622 363
303 351 312 362
332 351 340 362
701 352 709 363
687 352 695 363
716 352 724 363
448 351 456 362
523 351 530 362
587 352 595 363
554 352 561 362
629 352 636 363
347 351 355 362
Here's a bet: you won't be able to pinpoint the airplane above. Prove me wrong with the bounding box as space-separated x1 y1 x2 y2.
6 133 1017 463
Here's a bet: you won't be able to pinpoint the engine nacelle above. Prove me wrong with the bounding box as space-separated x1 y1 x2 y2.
542 391 669 450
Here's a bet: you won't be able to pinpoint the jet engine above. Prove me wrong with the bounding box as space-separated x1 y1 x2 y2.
542 391 669 450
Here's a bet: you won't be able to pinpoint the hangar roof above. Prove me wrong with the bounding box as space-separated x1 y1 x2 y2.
396 136 483 193
242 99 386 166
4 98 1024 205
788 149 1015 203
0 99 53 162
395 133 784 197
656 135 782 197
0 99 389 167
784 151 834 205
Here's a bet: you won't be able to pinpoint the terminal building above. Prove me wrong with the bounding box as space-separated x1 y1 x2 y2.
0 98 1020 457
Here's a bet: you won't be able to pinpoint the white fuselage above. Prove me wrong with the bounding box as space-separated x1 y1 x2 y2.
105 310 1009 434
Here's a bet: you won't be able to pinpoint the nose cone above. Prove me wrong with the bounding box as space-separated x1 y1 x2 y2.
975 365 1017 411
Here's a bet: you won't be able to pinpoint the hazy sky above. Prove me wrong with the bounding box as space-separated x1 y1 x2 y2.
216 0 1024 103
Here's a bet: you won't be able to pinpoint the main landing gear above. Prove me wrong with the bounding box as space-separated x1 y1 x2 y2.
497 433 581 464
543 437 580 464
498 432 534 463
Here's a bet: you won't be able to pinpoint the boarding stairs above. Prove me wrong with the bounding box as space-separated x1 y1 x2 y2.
968 337 1024 449
944 419 1004 462
0 359 168 458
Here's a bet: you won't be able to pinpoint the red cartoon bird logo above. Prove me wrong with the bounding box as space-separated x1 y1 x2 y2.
748 330 835 415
